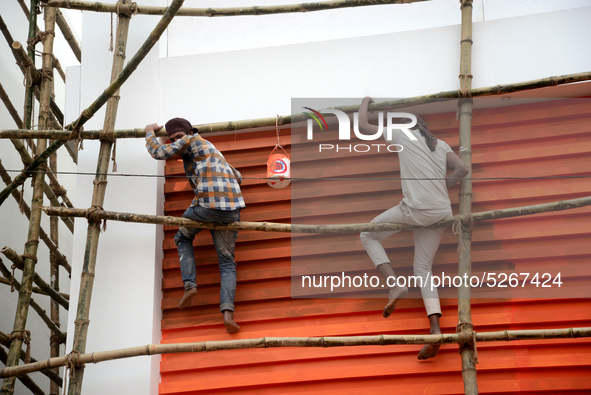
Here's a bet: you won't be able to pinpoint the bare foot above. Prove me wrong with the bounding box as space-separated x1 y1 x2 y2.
418 330 442 360
179 287 198 309
382 286 408 318
223 310 240 334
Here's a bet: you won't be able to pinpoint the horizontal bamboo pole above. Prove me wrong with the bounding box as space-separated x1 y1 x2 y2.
0 330 63 387
1 326 590 379
0 260 67 343
1 247 69 310
2 70 590 140
42 195 591 233
47 0 428 16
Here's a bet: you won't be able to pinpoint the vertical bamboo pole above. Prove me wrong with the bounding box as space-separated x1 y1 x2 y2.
457 1 478 394
66 5 132 394
23 0 38 133
0 6 55 395
49 149 61 395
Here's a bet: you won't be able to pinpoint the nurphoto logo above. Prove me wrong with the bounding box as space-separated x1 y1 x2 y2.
303 107 418 153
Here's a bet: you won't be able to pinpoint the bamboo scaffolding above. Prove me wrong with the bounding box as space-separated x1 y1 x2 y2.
0 160 72 275
0 0 186 210
9 41 65 127
0 7 56 394
47 0 429 16
0 347 45 395
2 69 591 140
4 138 76 233
8 137 75 231
0 276 69 300
0 82 23 128
2 327 591 379
1 247 69 310
65 4 132 393
1 330 64 387
0 259 67 344
49 135 61 395
65 1 185 394
16 0 82 62
457 1 477 394
41 194 591 233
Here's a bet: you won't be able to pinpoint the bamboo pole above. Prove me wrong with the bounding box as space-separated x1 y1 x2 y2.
4 138 75 232
16 0 82 62
0 160 72 275
0 347 46 395
47 0 429 16
1 330 64 388
1 247 69 310
0 82 23 128
66 1 186 393
0 0 186 208
457 1 477 394
41 194 591 233
0 276 69 300
65 3 133 392
2 69 591 140
2 327 591 379
0 260 67 345
49 140 61 395
15 0 82 63
0 7 55 394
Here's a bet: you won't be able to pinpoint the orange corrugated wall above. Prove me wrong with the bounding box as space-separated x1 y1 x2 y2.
159 98 591 394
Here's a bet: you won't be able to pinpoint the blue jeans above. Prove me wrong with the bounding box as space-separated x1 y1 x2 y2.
174 206 240 312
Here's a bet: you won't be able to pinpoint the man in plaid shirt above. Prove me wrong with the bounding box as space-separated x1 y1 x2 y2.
146 118 245 333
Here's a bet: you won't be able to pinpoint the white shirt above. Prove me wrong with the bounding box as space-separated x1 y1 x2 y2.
384 127 452 209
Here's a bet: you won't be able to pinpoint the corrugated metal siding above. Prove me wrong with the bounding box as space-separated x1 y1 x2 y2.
160 99 591 394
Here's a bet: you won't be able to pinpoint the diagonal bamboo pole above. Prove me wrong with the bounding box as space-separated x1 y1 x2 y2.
42 194 591 233
457 1 477 394
2 327 591 379
0 160 72 275
0 347 45 395
2 69 591 140
0 260 67 344
6 137 75 232
1 330 64 388
0 276 69 300
0 6 56 394
0 82 23 128
1 247 69 309
65 1 185 394
47 0 430 16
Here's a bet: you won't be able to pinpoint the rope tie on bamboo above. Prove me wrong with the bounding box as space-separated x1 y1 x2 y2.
452 214 474 251
459 0 473 9
20 62 33 88
456 323 478 364
67 116 88 150
8 330 32 363
85 205 107 231
27 31 46 50
101 104 118 171
456 74 473 119
49 334 63 346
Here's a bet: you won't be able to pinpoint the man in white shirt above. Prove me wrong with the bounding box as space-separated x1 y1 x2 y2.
358 97 468 359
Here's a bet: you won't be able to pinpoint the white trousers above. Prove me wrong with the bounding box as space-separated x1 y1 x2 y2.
360 201 452 317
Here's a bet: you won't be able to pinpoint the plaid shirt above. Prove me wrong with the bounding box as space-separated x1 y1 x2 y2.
146 131 245 210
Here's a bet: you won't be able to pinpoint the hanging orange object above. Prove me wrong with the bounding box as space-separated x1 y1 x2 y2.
267 116 291 188
267 146 291 188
